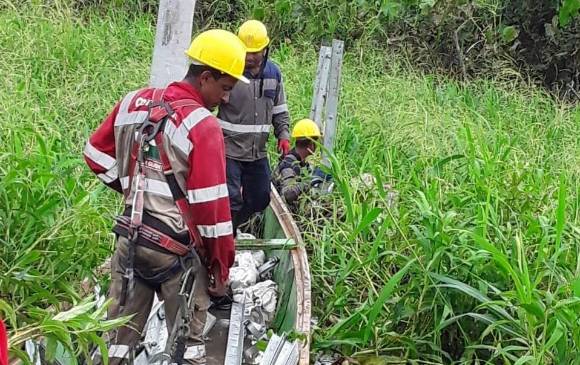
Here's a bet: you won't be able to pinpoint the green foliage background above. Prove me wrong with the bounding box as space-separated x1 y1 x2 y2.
0 0 579 363
66 0 580 98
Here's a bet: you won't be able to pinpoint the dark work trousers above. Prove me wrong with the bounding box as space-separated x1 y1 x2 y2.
93 236 209 364
226 157 271 233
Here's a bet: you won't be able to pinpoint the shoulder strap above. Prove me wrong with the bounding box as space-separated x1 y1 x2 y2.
169 99 199 109
123 88 165 200
154 131 205 252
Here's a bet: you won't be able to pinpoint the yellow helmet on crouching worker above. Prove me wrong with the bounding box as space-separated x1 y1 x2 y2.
185 29 249 84
238 20 270 52
292 119 322 139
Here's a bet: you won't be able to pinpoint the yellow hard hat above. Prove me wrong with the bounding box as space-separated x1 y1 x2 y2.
292 119 322 139
185 29 249 84
238 20 270 52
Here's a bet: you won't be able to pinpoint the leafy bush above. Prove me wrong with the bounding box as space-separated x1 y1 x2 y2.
55 0 580 99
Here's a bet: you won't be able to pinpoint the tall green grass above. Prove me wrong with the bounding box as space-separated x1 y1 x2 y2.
282 46 580 363
0 4 151 361
1 3 579 364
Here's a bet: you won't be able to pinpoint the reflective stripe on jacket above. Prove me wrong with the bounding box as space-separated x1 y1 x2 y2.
217 60 290 161
84 81 235 281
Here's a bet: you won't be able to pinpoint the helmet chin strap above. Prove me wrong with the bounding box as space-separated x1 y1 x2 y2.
259 46 270 98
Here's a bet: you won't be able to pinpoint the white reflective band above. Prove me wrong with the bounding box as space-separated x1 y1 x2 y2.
120 176 130 190
119 90 138 114
262 78 277 90
187 184 228 204
84 142 116 170
219 120 271 134
108 344 130 359
183 108 213 131
272 103 288 114
115 110 148 127
197 221 233 238
114 90 149 127
183 345 206 359
145 178 173 198
165 119 193 155
97 165 118 184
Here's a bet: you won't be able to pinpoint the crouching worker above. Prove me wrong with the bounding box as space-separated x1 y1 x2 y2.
84 29 247 364
272 118 332 207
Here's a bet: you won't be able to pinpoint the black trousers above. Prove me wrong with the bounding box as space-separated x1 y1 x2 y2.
226 157 271 233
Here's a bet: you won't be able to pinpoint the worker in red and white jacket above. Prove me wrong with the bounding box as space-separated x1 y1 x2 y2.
84 29 248 365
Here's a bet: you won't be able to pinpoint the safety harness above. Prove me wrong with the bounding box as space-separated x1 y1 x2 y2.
117 88 205 364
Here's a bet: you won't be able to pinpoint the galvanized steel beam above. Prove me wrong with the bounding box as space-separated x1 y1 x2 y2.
322 40 344 166
224 300 246 365
309 46 332 127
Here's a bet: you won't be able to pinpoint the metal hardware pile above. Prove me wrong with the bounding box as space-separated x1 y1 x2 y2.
225 233 299 365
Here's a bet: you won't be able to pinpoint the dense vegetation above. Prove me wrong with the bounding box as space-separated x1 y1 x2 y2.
67 0 580 99
0 0 579 363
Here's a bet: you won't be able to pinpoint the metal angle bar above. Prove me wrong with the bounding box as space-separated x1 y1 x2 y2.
274 340 299 365
150 0 197 88
309 45 331 121
140 300 169 363
235 238 296 251
322 39 344 167
260 334 286 365
286 341 300 365
224 300 246 365
311 46 332 127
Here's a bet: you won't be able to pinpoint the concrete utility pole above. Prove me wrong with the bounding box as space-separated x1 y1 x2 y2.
149 0 197 88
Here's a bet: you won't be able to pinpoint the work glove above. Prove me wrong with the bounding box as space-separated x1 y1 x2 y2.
277 139 290 156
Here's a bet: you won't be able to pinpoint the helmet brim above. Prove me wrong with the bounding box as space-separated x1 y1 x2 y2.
292 134 322 139
244 38 270 53
245 45 268 53
187 54 249 84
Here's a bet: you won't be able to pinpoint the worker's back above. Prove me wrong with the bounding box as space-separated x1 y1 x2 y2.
86 82 218 241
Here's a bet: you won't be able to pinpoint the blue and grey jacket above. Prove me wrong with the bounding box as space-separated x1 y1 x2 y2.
217 60 290 161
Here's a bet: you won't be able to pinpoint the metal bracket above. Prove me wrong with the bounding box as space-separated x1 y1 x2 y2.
258 257 280 280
